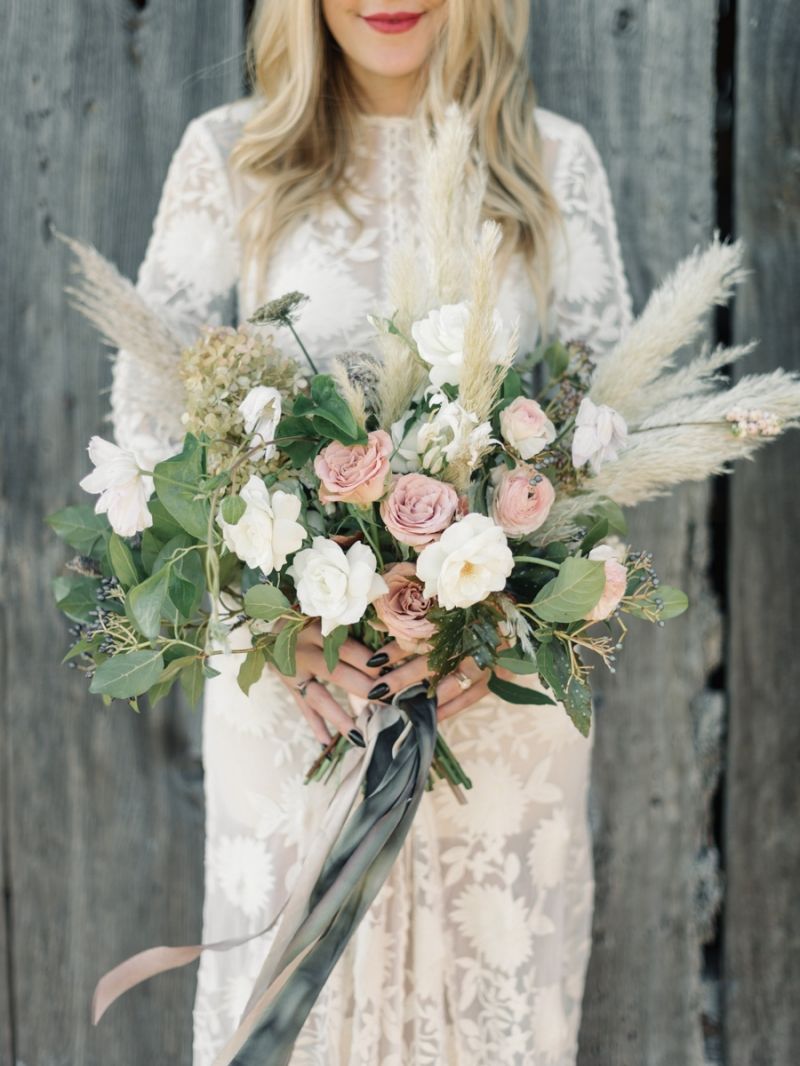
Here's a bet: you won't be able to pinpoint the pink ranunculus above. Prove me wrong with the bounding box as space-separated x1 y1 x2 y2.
373 562 437 653
490 464 555 537
584 544 628 621
314 430 393 506
499 397 557 460
380 473 460 547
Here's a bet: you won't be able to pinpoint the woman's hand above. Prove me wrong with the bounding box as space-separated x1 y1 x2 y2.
363 643 496 723
270 621 384 746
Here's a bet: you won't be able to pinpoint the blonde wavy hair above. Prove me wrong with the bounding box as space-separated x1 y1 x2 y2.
231 0 563 323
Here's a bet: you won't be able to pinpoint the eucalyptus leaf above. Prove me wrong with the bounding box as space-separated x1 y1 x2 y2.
126 569 170 640
245 583 291 621
147 497 185 541
625 584 689 621
238 649 266 696
323 626 348 673
47 504 109 556
495 647 539 675
179 658 205 708
89 649 165 699
53 574 99 623
532 557 606 623
108 533 139 588
140 529 166 574
170 550 205 619
272 620 302 675
152 434 210 539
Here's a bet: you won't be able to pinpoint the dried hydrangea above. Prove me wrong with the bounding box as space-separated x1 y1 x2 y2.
179 326 301 482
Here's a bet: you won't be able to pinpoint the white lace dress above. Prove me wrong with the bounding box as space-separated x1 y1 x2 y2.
109 97 633 1066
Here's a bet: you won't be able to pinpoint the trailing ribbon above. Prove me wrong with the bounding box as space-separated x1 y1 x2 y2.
91 683 437 1066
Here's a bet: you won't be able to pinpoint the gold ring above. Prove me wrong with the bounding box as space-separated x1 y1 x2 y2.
454 669 471 691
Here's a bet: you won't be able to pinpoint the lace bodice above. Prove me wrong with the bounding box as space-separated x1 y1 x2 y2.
110 97 633 469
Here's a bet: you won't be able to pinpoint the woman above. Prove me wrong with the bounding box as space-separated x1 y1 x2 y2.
110 1 633 1063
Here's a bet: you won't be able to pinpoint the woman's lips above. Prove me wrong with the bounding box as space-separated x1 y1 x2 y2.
362 12 423 34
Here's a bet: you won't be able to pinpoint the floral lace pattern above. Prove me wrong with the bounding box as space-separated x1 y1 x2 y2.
108 96 634 1066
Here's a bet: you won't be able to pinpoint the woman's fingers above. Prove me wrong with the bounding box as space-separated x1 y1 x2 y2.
366 653 431 701
299 647 375 700
437 678 490 722
299 622 403 679
290 689 331 745
304 680 360 738
435 657 486 705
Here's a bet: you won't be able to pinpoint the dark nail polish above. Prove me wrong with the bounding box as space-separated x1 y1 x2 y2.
367 681 390 701
379 665 392 676
366 651 389 667
348 728 366 748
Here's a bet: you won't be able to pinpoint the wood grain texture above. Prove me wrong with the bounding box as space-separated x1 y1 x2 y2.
531 4 722 1063
725 2 800 1063
0 1 242 1062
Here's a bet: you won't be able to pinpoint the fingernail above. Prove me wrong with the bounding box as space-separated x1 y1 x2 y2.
379 665 392 676
348 728 366 748
367 682 390 701
366 651 389 667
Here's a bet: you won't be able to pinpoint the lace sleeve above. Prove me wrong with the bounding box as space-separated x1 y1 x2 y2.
547 124 634 359
109 115 240 469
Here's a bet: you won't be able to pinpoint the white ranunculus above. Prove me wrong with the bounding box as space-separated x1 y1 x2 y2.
416 513 514 610
217 474 306 574
417 399 494 474
238 386 283 461
571 397 628 473
79 436 155 538
289 538 388 636
412 302 511 389
389 414 422 474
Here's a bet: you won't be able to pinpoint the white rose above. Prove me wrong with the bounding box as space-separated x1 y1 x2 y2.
572 397 628 473
389 414 422 474
217 474 306 574
238 385 283 461
411 302 511 389
289 538 388 636
416 513 514 609
79 436 155 538
417 400 494 474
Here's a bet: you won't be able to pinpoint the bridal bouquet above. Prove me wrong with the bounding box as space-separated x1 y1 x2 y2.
49 107 800 1061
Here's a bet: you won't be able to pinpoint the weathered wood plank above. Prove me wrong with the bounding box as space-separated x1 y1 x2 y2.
726 2 800 1062
0 1 242 1062
531 4 721 1063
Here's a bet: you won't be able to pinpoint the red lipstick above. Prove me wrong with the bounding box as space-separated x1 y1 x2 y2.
362 11 423 34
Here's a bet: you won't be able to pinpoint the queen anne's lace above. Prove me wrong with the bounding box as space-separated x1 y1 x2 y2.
109 97 634 1066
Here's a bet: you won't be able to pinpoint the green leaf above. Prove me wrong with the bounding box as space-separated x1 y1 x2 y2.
140 529 166 574
501 367 523 401
579 518 610 555
563 675 593 736
52 574 100 623
47 504 109 555
152 434 210 539
146 676 177 707
244 583 292 621
238 649 266 696
592 498 628 537
126 569 169 640
625 584 689 621
495 647 539 675
488 673 556 705
152 533 195 574
179 658 205 708
218 548 241 589
544 341 570 379
169 550 205 619
108 533 139 588
89 649 165 699
532 557 607 623
220 495 246 525
272 621 302 676
323 626 348 672
310 375 366 444
276 415 318 467
147 497 185 541
536 640 571 701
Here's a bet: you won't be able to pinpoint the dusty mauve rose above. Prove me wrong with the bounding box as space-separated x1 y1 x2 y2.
314 430 392 505
490 464 555 537
380 473 459 547
499 396 556 460
373 562 437 653
584 543 628 621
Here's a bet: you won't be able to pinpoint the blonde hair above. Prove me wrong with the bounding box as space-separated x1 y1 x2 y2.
231 0 563 325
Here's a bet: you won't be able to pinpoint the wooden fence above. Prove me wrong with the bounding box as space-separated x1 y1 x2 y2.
1 1 796 1063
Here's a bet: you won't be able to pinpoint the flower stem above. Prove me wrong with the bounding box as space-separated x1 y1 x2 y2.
514 555 561 570
287 321 318 375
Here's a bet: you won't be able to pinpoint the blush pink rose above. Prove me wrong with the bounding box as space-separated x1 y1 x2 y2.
315 430 392 506
380 473 460 547
499 397 556 460
490 464 555 537
373 562 436 653
584 544 628 621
